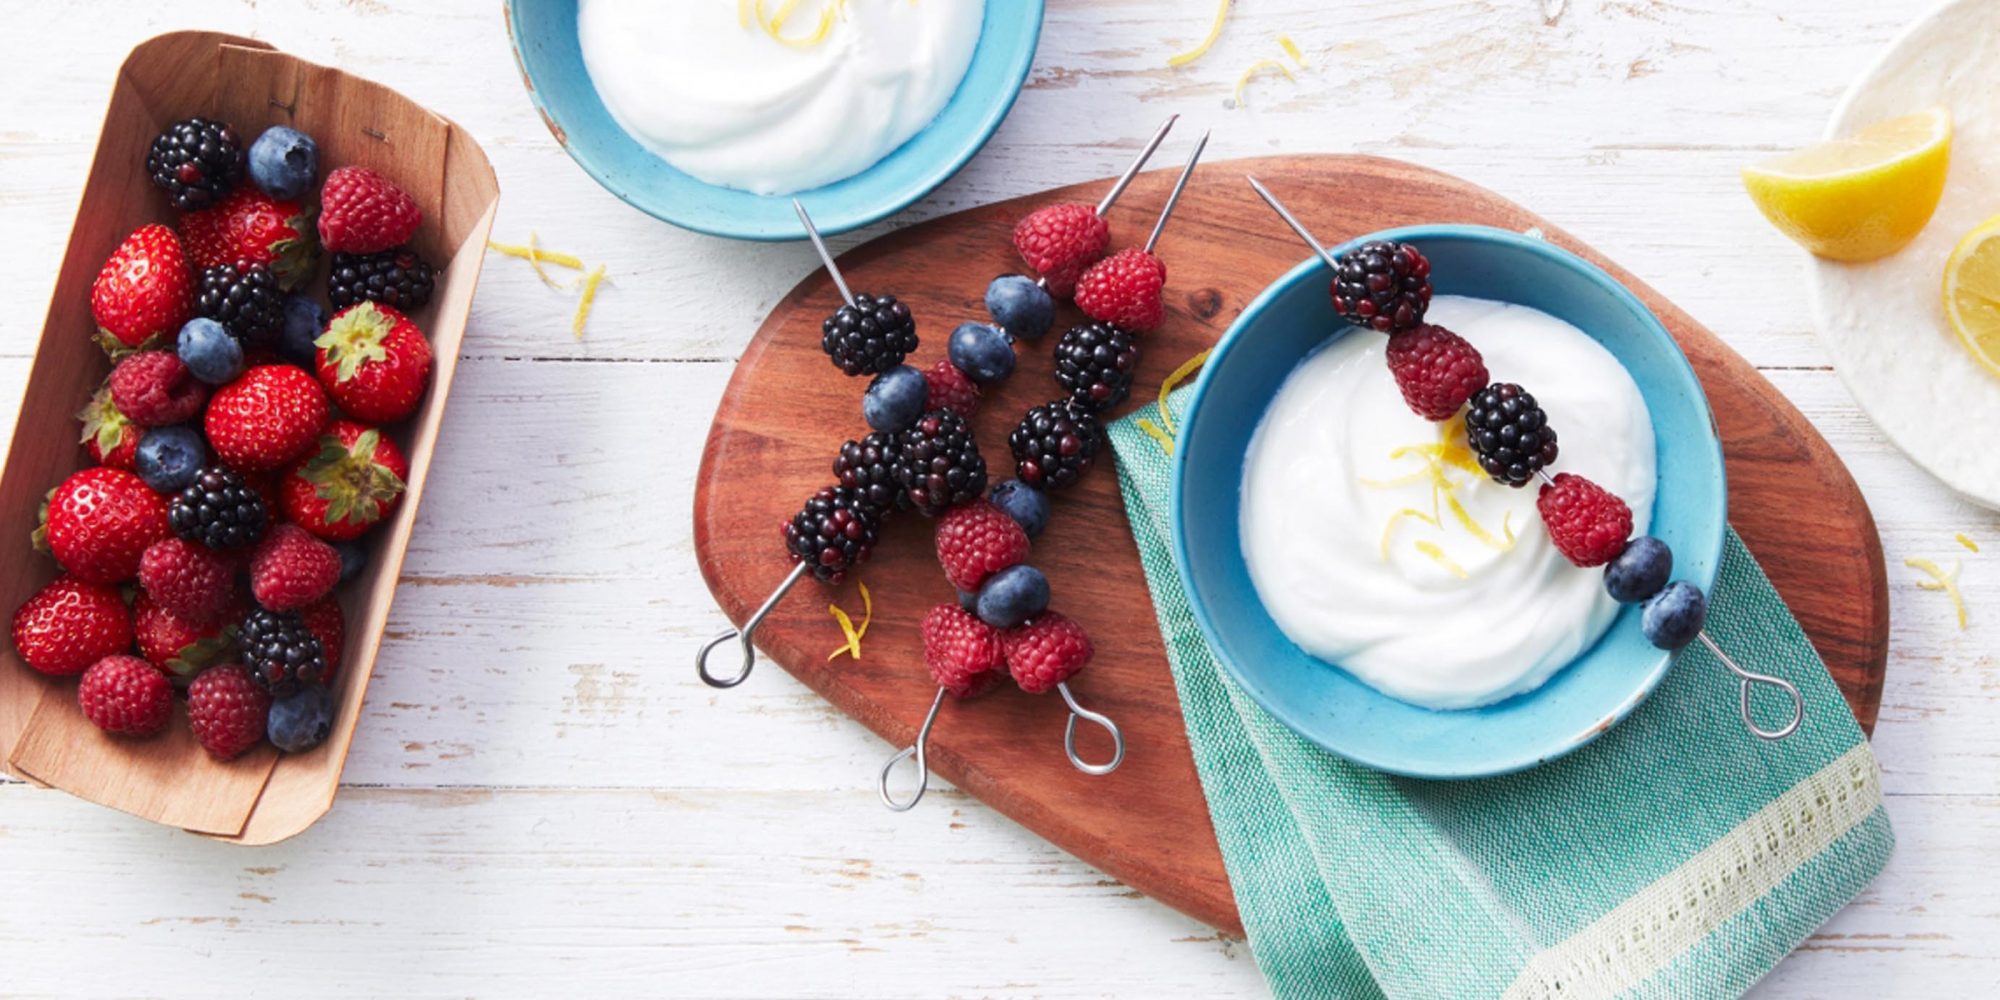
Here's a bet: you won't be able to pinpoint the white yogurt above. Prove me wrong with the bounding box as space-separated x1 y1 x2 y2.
1240 295 1656 709
577 0 984 196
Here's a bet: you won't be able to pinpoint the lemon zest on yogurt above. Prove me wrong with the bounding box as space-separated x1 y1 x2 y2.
1232 58 1295 107
1168 0 1232 67
1905 557 1967 629
1414 540 1469 580
757 0 838 48
1379 508 1440 561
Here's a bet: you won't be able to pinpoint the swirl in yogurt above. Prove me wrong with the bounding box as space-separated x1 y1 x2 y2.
1240 295 1656 709
577 0 984 196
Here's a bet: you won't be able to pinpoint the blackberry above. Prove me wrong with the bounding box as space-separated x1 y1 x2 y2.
1009 399 1100 491
892 410 988 516
145 117 244 210
328 247 435 312
821 293 917 377
196 262 285 344
1053 321 1140 412
168 466 268 550
1330 240 1432 333
1465 382 1559 487
833 432 907 514
240 607 329 696
782 486 882 583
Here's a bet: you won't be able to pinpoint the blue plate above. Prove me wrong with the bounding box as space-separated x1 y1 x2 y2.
1170 225 1726 779
504 0 1043 241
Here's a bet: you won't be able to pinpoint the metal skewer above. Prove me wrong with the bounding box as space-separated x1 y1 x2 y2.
696 562 810 689
1248 180 1804 743
1058 681 1125 774
879 688 947 811
794 199 855 307
878 676 1127 811
1145 130 1210 254
1096 113 1180 217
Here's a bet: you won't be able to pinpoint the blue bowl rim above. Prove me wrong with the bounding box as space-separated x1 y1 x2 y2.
1168 222 1727 778
503 0 1045 242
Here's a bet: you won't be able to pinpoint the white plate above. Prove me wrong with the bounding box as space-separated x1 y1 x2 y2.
1807 0 2000 507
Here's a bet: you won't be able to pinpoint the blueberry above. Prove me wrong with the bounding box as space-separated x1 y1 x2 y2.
862 364 928 433
948 322 1016 385
975 564 1050 629
1605 535 1673 604
133 425 206 493
1640 581 1707 651
988 479 1050 538
985 274 1055 341
175 317 243 384
266 686 334 753
247 126 319 201
335 540 368 586
278 294 327 368
957 589 979 613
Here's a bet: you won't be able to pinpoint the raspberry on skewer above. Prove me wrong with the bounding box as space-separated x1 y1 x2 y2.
1012 115 1179 296
1074 130 1211 333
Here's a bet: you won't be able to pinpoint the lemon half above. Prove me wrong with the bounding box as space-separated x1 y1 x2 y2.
1742 107 1952 262
1944 215 2000 378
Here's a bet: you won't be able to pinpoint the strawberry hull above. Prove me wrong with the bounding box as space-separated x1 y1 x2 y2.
0 32 498 843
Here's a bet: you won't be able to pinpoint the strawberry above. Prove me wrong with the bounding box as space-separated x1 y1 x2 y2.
249 524 340 611
90 224 193 353
205 365 330 471
1002 611 1093 694
138 537 237 624
109 350 208 426
314 302 432 423
77 381 143 470
317 166 421 254
281 420 409 541
78 655 174 737
45 467 170 584
12 577 132 676
187 663 270 760
179 188 319 291
300 597 346 683
134 592 239 681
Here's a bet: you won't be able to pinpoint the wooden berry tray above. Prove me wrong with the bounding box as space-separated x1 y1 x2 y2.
693 154 1889 934
0 32 499 843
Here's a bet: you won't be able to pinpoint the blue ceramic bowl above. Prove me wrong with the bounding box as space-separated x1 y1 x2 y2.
504 0 1043 241
1171 225 1726 779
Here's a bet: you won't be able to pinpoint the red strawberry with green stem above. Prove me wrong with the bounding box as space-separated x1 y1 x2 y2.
205 364 330 472
90 224 193 354
77 382 143 470
134 592 239 681
45 467 170 584
315 302 433 423
281 420 409 541
180 188 320 291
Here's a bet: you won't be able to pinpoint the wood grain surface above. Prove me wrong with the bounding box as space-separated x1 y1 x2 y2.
694 154 1890 935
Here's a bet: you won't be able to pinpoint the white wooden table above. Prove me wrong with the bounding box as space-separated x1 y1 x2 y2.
2 1 1995 995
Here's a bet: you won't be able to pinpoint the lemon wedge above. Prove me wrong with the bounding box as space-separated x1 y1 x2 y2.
1943 214 2000 378
1741 107 1951 262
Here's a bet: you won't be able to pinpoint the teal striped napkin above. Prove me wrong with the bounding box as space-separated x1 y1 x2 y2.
1107 390 1894 1000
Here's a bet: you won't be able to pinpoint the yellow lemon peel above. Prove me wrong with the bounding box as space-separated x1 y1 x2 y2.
1414 540 1469 579
827 581 874 660
1136 418 1177 456
1278 34 1306 67
1232 58 1296 107
1379 508 1440 561
1168 0 1232 67
1365 417 1516 557
1957 532 1980 553
757 0 837 48
1153 348 1212 439
572 264 608 339
486 238 587 275
1905 557 1967 629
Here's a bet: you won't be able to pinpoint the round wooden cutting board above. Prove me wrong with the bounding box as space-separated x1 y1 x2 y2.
693 154 1889 935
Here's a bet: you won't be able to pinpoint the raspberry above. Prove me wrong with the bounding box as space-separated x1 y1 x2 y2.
1331 240 1432 333
1536 473 1634 568
109 351 209 427
248 524 341 610
922 359 980 418
187 662 272 760
78 655 173 736
138 537 237 624
1384 324 1489 421
1012 202 1109 297
920 605 1005 698
934 499 1030 592
1002 611 1093 694
317 166 422 254
1073 248 1167 332
301 597 346 683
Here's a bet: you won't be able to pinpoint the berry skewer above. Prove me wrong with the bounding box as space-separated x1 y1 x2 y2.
1249 179 1804 741
1012 114 1180 299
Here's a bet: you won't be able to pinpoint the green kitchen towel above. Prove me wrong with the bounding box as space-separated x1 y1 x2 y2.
1107 390 1893 1000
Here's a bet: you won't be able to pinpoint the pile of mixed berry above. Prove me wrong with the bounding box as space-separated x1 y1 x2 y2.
1340 240 1711 649
10 117 438 759
786 184 1189 727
